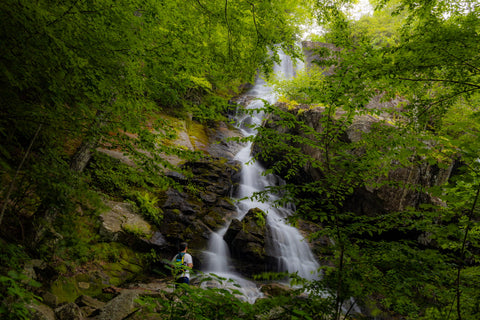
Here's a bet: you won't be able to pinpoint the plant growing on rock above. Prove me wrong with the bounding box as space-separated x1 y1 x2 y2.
133 192 163 226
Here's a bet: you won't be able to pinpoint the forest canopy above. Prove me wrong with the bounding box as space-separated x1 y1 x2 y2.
0 0 309 225
1 0 480 319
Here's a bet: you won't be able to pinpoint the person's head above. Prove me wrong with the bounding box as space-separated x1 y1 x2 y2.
179 242 188 252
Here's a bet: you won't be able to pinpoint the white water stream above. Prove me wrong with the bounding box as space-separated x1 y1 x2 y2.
202 51 320 303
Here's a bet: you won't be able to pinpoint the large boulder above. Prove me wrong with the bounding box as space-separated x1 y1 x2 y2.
27 303 56 320
75 295 105 318
99 201 167 250
91 291 140 320
224 208 273 276
55 302 85 320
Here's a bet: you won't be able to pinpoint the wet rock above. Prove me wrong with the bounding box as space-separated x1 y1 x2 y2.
75 295 105 317
206 121 245 159
147 231 167 247
224 208 271 276
157 158 242 265
162 189 200 215
260 283 293 297
42 291 60 308
165 170 187 184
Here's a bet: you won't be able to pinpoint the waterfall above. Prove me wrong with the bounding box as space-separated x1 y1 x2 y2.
202 50 320 302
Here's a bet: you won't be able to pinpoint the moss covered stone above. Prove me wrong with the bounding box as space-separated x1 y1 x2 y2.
50 243 145 303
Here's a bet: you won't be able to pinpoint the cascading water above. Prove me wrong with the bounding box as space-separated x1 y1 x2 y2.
202 51 320 303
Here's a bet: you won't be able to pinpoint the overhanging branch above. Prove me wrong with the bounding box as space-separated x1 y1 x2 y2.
397 77 480 89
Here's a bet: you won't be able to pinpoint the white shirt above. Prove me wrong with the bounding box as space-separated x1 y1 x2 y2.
172 253 193 279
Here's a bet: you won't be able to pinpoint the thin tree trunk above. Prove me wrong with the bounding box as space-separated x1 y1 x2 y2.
0 124 42 228
447 185 480 320
335 245 345 320
456 186 480 320
69 138 97 172
69 110 105 173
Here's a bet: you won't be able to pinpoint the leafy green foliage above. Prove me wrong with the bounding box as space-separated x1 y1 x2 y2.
135 273 334 319
0 271 41 320
244 1 480 319
0 242 41 320
0 0 310 240
131 191 163 226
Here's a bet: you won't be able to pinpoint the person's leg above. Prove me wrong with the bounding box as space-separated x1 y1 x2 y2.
175 277 189 288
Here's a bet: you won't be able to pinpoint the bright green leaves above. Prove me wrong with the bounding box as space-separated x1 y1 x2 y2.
0 0 310 226
277 1 480 318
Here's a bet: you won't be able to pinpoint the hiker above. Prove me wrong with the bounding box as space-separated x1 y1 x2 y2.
172 242 193 286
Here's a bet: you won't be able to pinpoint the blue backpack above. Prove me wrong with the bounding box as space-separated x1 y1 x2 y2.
175 252 185 265
174 252 187 273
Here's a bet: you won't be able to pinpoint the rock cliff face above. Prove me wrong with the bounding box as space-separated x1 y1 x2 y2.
254 103 453 215
158 158 242 267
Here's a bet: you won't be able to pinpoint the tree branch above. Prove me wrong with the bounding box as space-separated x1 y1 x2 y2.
190 0 213 15
438 47 480 74
46 0 82 27
415 87 478 120
0 124 42 228
397 77 480 89
246 1 264 45
447 185 480 320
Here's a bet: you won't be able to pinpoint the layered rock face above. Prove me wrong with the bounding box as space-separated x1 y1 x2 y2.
159 158 242 267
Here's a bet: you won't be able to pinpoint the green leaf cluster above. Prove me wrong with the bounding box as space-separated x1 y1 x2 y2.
0 241 42 320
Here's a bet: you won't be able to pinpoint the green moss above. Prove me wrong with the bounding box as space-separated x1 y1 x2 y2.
105 263 124 273
50 242 146 303
123 223 151 239
187 122 210 150
50 277 79 303
50 273 106 303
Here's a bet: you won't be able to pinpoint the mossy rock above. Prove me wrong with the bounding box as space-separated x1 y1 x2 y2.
50 244 145 303
187 122 210 151
50 271 109 304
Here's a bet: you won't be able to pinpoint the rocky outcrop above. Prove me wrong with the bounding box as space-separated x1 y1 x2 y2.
260 283 293 297
26 280 170 320
55 302 86 320
255 103 453 214
99 201 166 250
27 303 56 320
205 121 246 159
158 158 242 267
75 295 106 318
93 291 140 320
224 208 273 276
